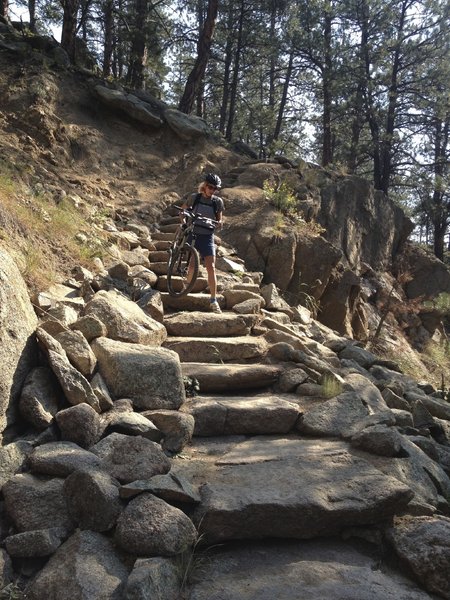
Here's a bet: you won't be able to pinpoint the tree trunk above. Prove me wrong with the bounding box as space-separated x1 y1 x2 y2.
60 0 80 62
431 116 449 260
219 3 234 134
347 81 364 172
28 0 37 32
268 1 276 109
322 7 333 166
114 0 125 79
78 0 93 41
265 0 279 152
433 211 446 261
273 49 294 142
359 0 382 190
126 0 148 90
0 0 8 19
102 0 114 77
178 0 218 114
225 0 245 141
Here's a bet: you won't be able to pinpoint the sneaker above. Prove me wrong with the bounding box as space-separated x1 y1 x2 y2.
209 299 222 313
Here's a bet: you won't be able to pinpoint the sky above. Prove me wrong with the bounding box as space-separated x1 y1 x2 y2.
10 2 62 41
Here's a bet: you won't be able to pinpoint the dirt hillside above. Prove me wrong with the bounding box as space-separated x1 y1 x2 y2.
0 29 241 289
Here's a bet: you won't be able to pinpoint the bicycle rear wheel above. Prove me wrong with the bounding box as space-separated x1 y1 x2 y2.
167 242 200 297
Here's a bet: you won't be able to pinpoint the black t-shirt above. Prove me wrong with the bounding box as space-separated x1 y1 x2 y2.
185 193 224 235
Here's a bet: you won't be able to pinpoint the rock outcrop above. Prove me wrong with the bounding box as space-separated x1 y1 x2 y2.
219 161 449 345
2 200 449 599
0 249 38 442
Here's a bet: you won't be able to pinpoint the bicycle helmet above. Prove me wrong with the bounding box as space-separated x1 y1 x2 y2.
204 173 222 189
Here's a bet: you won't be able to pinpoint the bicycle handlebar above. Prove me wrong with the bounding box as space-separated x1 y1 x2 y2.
174 206 219 226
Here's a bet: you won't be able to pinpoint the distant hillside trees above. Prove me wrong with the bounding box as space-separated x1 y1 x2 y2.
5 0 450 259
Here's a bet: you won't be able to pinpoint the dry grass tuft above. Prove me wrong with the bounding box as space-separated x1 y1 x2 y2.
0 163 108 294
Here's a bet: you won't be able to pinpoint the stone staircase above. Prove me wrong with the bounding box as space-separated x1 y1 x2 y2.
146 209 438 600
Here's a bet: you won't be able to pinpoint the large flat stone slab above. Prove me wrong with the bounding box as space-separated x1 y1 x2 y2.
164 311 258 337
181 363 283 392
192 438 413 543
163 336 268 363
187 539 436 600
184 393 300 436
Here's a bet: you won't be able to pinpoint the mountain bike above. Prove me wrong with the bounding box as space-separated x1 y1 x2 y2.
166 207 218 297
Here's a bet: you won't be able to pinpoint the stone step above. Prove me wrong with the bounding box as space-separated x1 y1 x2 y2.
165 205 180 217
152 232 175 242
163 335 268 363
182 392 300 436
156 276 208 294
186 538 433 600
164 311 259 337
161 292 224 312
153 240 172 251
172 436 413 545
148 261 169 275
160 215 180 226
149 250 169 262
158 223 179 233
181 363 283 392
229 282 261 293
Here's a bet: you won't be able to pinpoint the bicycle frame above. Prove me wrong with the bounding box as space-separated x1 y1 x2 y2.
166 207 219 297
173 207 218 250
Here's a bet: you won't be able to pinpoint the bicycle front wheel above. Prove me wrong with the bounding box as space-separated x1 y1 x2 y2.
167 243 200 297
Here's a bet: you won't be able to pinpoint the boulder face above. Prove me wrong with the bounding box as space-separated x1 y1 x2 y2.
222 167 413 288
318 178 413 271
221 166 415 339
395 242 450 299
0 249 38 441
318 269 362 336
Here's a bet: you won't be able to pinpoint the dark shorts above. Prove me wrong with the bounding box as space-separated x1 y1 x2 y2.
189 233 215 258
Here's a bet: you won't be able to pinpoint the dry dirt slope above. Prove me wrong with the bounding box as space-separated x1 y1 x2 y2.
0 30 241 289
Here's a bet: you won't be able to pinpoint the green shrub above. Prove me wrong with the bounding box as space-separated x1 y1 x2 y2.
427 292 450 315
263 180 298 215
0 583 27 600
